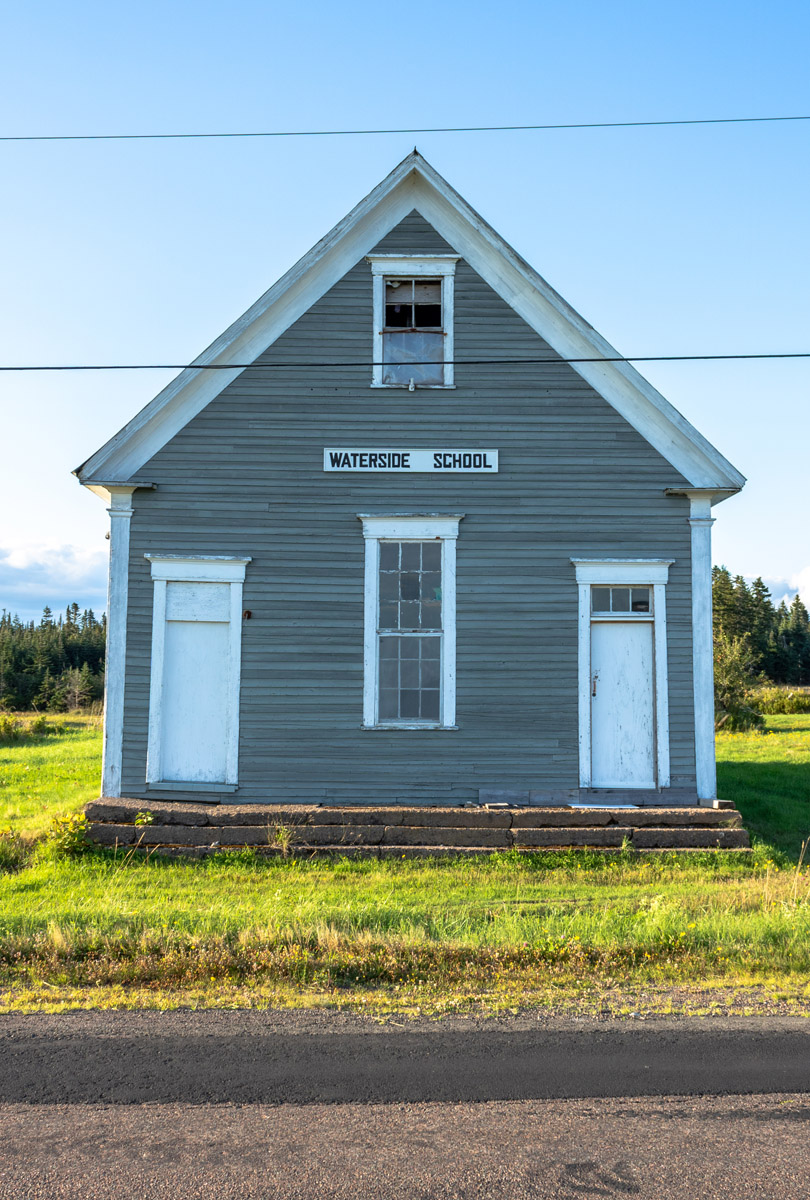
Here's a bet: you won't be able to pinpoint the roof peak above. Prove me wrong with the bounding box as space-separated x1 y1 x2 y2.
76 154 744 493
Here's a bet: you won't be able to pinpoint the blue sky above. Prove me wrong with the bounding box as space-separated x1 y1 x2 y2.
1 0 808 620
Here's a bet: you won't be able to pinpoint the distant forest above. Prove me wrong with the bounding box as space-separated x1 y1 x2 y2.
712 568 810 686
0 605 106 711
0 574 808 712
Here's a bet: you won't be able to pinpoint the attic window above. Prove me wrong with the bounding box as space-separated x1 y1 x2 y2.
367 256 459 388
383 278 443 386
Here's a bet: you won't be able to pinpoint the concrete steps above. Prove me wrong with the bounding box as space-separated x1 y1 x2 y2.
84 799 750 856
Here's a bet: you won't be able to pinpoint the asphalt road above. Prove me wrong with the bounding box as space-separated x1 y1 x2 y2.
1 1010 808 1103
0 1012 808 1198
2 1095 809 1199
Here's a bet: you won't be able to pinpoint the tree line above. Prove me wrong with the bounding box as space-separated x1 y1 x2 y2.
0 604 106 711
0 574 807 714
712 567 810 686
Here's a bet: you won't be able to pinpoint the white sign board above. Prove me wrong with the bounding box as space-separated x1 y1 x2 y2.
324 448 498 473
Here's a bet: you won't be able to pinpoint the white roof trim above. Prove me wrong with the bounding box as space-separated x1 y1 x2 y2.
76 152 744 492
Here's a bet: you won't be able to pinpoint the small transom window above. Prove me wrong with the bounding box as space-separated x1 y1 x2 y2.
591 585 652 615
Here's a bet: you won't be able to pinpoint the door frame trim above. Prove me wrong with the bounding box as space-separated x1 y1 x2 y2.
571 559 672 789
144 555 251 787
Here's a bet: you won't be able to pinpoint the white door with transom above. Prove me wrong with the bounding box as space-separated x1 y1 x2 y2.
590 620 655 788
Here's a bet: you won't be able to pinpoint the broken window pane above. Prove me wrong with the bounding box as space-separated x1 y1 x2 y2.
383 277 444 385
631 587 651 613
382 331 444 386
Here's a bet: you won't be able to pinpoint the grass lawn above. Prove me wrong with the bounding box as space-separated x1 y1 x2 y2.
0 712 808 1015
0 714 102 837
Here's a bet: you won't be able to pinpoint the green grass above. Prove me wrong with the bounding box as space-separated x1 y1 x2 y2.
717 715 810 857
0 714 101 837
0 712 808 1014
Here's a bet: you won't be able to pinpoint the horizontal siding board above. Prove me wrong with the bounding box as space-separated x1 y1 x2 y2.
119 212 696 804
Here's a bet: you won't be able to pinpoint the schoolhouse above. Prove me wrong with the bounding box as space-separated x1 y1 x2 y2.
76 152 745 812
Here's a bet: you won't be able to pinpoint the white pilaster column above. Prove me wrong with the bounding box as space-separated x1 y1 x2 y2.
687 493 716 802
102 488 136 797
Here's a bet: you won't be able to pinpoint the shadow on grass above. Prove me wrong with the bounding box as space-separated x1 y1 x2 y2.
717 761 810 859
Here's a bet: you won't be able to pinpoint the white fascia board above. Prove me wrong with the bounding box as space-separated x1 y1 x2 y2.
76 151 745 493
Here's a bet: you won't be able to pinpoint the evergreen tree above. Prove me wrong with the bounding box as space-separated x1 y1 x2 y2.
712 567 738 638
0 603 106 710
749 577 776 673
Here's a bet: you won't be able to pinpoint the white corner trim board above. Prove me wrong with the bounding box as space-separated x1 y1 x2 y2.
359 514 462 729
75 153 745 493
571 559 672 790
100 487 136 798
685 494 718 801
145 555 251 788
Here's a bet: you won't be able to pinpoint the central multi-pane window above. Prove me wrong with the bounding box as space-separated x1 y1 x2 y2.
377 540 442 722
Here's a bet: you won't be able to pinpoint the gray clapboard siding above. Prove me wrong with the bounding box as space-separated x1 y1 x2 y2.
119 211 695 804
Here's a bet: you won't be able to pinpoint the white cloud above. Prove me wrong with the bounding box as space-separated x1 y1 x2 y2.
747 571 809 610
0 543 108 622
789 567 810 607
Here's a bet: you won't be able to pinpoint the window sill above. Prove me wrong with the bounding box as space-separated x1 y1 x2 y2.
147 781 238 793
362 723 459 732
369 383 456 390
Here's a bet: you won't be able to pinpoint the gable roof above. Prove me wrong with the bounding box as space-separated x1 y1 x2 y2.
75 151 745 493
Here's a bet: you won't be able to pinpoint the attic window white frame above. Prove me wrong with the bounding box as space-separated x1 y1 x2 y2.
144 555 251 789
571 559 673 790
367 256 459 389
359 514 463 729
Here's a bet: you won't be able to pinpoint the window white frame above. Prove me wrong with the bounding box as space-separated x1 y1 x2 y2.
367 255 459 389
145 555 251 787
359 514 463 729
571 559 673 789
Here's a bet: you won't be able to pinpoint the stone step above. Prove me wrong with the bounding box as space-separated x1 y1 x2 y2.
130 842 753 860
87 822 750 851
85 798 743 830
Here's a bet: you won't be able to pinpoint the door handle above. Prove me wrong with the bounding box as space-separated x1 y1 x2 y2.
591 673 599 697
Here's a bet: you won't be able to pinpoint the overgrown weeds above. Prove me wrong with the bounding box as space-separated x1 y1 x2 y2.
0 830 32 872
1 848 808 1007
0 712 66 744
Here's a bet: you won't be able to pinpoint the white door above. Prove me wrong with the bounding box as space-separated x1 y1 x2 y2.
159 582 231 783
591 621 655 788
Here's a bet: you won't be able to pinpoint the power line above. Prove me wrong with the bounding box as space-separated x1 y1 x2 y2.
2 353 808 371
2 114 809 143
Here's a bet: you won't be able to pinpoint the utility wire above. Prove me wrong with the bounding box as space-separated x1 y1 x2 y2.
2 353 808 371
2 114 809 143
